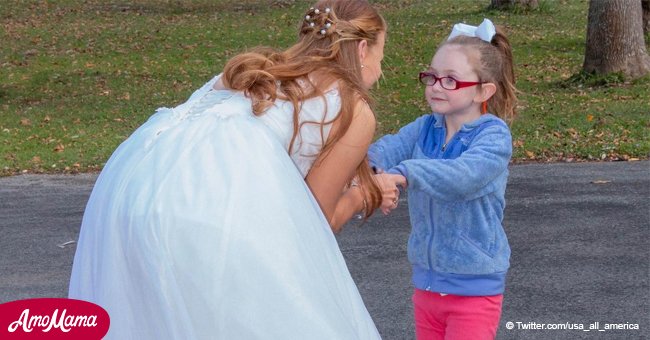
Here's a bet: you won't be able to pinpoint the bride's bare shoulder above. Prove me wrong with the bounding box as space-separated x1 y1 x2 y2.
212 77 227 91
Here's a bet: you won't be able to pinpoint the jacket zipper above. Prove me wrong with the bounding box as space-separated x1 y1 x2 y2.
426 201 435 290
441 130 458 153
426 126 458 288
425 130 448 289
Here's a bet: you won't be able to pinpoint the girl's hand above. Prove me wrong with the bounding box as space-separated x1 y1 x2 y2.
374 173 407 215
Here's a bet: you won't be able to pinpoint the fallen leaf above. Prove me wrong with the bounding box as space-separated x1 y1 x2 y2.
566 128 578 138
53 143 65 152
24 49 38 57
20 118 32 126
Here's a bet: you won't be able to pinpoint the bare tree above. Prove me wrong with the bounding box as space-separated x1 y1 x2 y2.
489 0 538 10
643 0 649 34
583 0 650 79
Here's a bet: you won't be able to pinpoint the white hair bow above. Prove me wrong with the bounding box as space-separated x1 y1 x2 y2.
447 18 496 43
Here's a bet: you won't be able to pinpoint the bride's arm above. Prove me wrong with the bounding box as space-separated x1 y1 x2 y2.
305 101 376 232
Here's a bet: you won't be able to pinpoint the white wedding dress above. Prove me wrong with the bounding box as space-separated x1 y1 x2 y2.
68 75 381 340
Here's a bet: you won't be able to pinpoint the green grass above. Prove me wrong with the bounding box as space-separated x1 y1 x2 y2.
2 0 649 175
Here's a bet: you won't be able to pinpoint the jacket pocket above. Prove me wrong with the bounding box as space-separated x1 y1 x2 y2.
459 232 495 258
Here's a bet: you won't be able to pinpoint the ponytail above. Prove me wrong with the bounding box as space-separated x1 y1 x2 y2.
488 28 517 123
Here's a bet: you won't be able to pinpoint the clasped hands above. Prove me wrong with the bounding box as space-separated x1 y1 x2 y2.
374 172 407 215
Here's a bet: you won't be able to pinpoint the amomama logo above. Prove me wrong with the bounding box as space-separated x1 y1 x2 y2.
0 298 109 339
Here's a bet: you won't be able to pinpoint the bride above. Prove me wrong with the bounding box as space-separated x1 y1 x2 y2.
68 0 401 339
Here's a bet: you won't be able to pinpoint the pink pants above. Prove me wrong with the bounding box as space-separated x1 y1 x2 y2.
412 289 503 340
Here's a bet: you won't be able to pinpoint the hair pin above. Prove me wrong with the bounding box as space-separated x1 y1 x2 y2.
304 7 334 36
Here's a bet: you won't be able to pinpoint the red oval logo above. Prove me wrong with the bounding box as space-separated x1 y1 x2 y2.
0 298 110 339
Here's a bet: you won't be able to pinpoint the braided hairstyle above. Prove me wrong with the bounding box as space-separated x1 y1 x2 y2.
221 0 387 218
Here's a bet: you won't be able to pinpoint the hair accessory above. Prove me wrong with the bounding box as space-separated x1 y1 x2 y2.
319 18 334 35
447 18 496 43
303 7 335 37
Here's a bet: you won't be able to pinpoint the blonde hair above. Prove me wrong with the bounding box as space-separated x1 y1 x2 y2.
443 27 517 123
221 0 387 218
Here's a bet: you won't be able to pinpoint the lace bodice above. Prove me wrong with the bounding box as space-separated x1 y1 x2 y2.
167 74 340 177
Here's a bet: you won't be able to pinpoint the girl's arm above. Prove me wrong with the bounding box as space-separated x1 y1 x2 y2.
390 124 512 202
305 101 377 232
368 114 430 172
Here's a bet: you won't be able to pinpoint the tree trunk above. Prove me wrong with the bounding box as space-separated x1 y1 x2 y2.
489 0 538 10
488 0 539 9
489 0 512 9
517 0 538 9
643 0 649 34
583 0 650 79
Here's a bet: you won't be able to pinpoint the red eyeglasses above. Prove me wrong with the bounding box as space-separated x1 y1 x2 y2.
419 72 485 90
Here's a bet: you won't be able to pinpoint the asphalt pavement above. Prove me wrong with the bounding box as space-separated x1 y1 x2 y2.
1 161 648 339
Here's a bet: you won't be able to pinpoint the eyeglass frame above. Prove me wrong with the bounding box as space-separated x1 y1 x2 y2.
418 72 486 90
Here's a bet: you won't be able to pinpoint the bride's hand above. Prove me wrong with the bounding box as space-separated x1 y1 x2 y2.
374 173 407 215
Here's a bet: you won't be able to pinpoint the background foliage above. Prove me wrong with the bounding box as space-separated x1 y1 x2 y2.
1 0 649 175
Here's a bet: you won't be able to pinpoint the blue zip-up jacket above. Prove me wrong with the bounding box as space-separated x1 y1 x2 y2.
368 113 511 296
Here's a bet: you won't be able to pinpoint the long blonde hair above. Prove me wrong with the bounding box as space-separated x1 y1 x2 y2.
221 0 386 217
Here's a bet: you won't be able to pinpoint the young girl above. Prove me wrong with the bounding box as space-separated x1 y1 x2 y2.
369 19 516 339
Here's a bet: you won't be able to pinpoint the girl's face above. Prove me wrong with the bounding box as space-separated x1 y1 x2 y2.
360 31 386 89
424 44 483 119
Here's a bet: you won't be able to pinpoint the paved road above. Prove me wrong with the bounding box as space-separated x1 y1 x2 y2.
1 161 648 339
